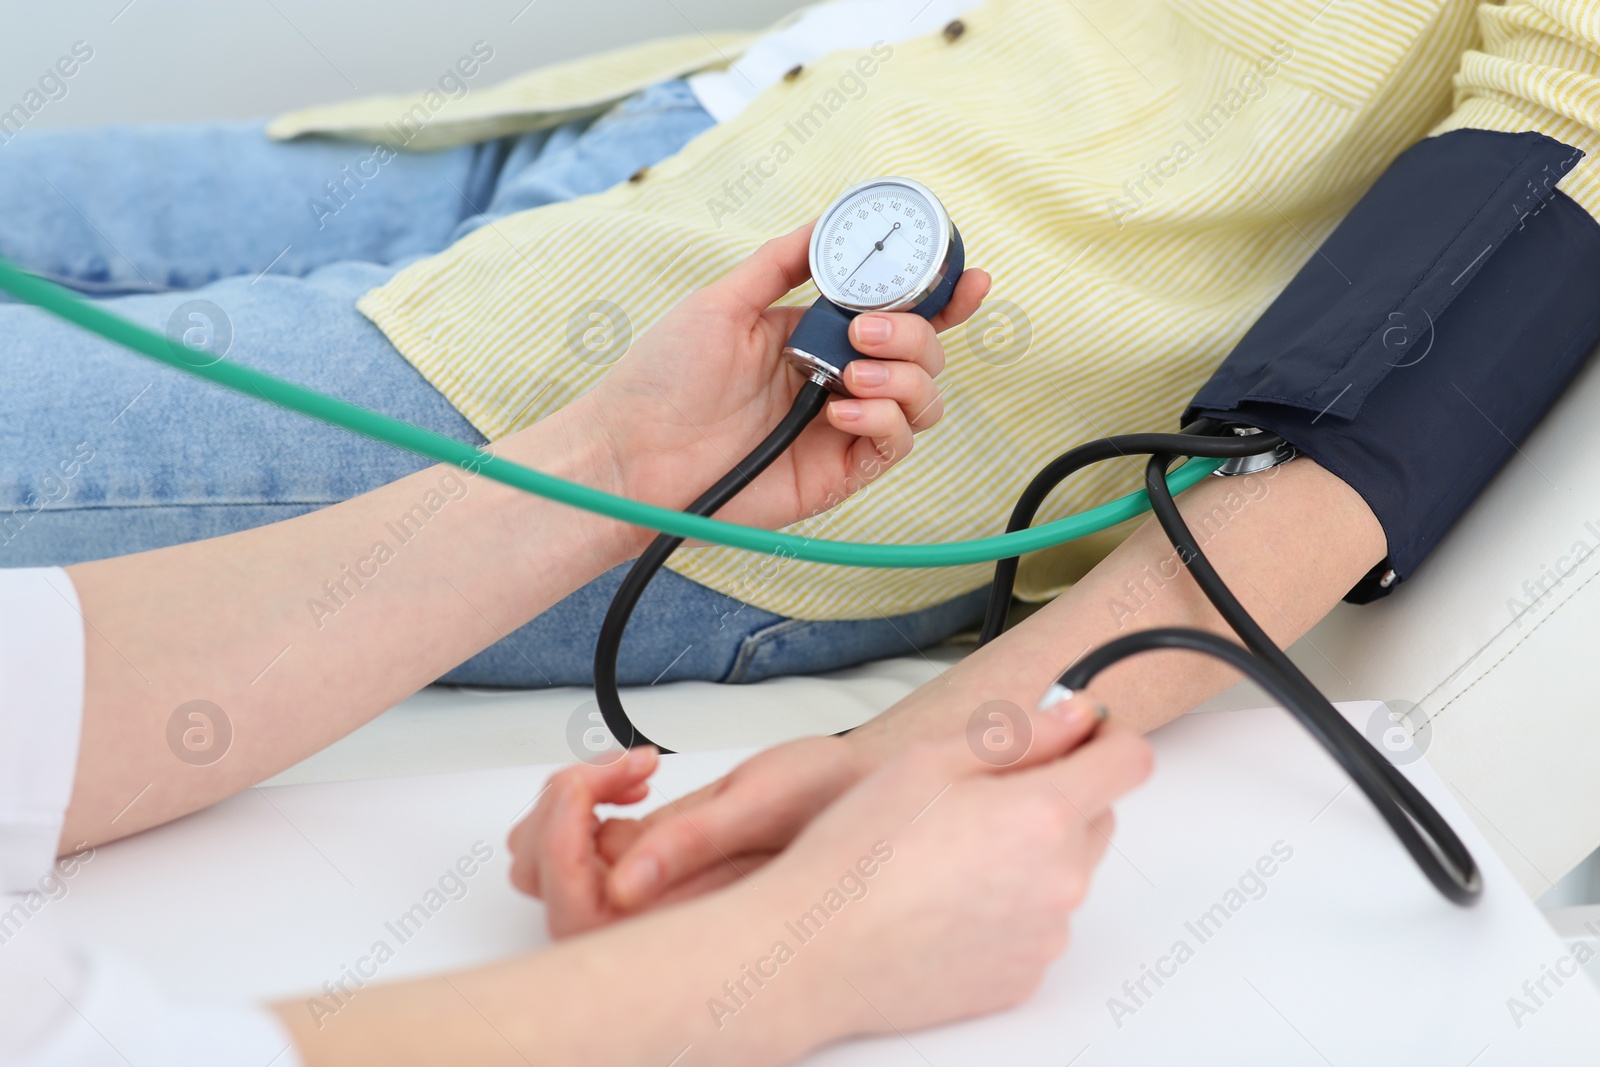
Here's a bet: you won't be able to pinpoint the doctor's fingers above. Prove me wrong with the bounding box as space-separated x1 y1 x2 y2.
840 359 944 432
606 739 862 912
717 220 818 310
993 783 1120 900
1079 809 1117 872
1016 722 1154 827
928 268 991 335
846 310 945 376
826 398 916 473
842 269 990 376
606 790 814 912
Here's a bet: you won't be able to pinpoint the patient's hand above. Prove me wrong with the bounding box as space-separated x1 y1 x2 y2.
559 220 989 553
295 703 1150 1063
510 696 1152 942
509 736 865 935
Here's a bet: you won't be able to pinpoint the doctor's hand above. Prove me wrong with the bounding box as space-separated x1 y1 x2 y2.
288 702 1148 1065
510 696 1153 942
558 220 990 556
735 701 1150 1037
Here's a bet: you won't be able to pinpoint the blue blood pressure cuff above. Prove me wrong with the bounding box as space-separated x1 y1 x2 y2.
1185 129 1600 602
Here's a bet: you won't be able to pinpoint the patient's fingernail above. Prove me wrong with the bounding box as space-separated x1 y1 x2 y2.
833 400 864 422
616 856 662 901
856 315 893 343
852 361 889 386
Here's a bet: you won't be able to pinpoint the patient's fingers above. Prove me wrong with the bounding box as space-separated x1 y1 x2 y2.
535 776 616 937
508 747 657 901
596 817 646 864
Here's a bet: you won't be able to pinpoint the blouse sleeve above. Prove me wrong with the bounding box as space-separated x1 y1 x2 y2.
1186 2 1600 600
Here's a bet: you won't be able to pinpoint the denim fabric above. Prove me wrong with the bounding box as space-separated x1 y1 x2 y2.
443 572 988 688
0 81 717 297
0 81 985 686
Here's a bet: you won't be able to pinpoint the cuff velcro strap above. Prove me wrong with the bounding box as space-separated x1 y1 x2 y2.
1186 129 1600 601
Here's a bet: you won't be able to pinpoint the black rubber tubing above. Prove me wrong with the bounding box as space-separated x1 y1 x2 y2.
594 380 831 754
1132 453 1480 904
977 427 1284 645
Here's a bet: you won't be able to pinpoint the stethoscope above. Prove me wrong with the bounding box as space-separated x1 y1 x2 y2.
0 176 1481 906
590 176 1483 907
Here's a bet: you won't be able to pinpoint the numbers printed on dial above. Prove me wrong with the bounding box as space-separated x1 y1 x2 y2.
818 183 942 310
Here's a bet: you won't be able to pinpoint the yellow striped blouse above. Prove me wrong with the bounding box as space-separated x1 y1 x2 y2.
270 0 1600 621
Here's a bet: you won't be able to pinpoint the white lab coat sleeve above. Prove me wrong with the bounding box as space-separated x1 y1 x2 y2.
0 568 85 891
0 568 303 1067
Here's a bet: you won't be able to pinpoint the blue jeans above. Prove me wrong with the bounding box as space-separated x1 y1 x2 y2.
0 81 985 687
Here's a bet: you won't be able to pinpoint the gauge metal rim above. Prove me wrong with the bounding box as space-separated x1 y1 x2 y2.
809 175 954 313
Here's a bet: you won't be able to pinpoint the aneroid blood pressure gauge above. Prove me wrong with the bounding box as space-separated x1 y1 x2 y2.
783 176 964 394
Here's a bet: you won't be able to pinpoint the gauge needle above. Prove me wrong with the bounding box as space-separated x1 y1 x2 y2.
841 221 901 286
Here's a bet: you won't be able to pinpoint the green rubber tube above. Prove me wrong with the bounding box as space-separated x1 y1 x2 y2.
0 257 1218 568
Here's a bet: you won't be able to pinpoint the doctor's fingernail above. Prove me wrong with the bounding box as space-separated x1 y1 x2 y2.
1052 699 1096 731
615 856 662 900
832 400 864 421
1038 686 1104 729
1037 684 1073 714
851 361 889 386
855 315 893 343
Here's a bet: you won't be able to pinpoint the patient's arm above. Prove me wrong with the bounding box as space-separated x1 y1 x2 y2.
57 224 986 851
528 456 1384 921
857 455 1385 747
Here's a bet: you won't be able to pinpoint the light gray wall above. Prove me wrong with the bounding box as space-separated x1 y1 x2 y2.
1 0 807 128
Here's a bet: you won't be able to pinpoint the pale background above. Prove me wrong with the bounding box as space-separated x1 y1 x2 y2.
1 0 808 128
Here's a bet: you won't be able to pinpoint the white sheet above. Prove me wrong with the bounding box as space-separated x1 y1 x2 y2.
1274 344 1600 895
35 701 1599 1064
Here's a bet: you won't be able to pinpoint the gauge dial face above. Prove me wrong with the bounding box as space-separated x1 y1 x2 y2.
812 179 949 312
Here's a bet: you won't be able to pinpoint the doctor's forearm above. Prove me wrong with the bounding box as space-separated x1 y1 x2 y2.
60 413 643 851
277 880 846 1067
854 458 1385 753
